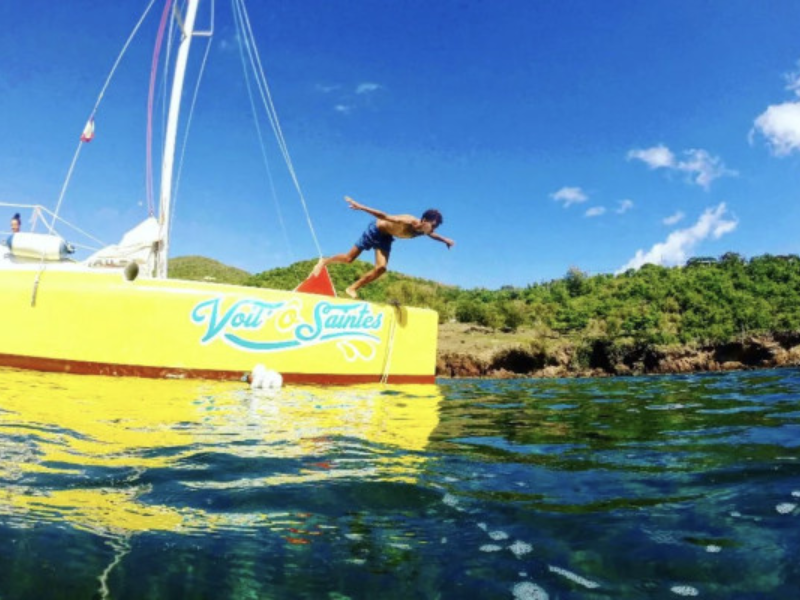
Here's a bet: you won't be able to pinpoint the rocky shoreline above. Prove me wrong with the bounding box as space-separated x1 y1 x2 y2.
436 332 800 379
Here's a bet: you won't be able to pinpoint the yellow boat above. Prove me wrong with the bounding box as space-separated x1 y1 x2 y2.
0 0 438 384
0 267 437 383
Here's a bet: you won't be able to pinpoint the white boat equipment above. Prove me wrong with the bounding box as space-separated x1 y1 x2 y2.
5 232 75 261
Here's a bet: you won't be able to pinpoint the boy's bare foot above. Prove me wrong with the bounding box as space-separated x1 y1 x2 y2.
345 286 358 299
311 258 325 278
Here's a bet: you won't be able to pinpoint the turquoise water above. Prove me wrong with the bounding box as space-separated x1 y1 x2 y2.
1 368 799 599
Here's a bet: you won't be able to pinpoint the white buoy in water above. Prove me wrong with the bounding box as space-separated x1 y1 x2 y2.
250 364 282 390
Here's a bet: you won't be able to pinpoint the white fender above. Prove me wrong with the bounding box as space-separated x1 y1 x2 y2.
250 364 283 390
10 232 74 260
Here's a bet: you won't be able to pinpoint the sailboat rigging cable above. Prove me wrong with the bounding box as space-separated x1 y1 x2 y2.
51 0 159 234
233 0 324 257
51 0 321 264
232 0 293 260
0 202 104 250
146 0 174 217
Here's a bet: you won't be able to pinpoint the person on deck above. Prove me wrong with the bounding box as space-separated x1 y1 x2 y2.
311 196 455 299
4 213 21 247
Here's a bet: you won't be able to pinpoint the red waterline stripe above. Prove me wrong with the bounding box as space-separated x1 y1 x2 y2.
0 353 435 385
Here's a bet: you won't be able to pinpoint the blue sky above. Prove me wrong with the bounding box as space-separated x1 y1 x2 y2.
2 1 800 289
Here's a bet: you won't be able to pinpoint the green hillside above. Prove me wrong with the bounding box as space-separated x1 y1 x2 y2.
169 256 455 318
244 259 455 318
171 253 800 347
438 253 800 345
169 256 251 285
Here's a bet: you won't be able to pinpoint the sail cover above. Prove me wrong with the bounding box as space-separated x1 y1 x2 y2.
85 217 160 274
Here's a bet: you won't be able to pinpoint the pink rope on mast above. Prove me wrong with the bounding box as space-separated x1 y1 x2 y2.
146 0 174 217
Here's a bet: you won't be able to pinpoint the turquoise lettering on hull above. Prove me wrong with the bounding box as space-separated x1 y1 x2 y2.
191 297 384 354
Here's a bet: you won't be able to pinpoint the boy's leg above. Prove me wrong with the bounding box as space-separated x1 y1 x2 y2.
312 246 362 277
345 248 389 299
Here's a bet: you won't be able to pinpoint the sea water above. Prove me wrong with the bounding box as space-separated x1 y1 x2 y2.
0 367 799 599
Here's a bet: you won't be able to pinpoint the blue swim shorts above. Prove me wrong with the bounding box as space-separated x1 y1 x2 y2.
355 222 394 256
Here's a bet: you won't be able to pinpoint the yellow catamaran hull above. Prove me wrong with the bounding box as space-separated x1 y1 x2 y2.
0 268 438 384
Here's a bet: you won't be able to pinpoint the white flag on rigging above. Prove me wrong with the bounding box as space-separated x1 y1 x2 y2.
80 117 95 142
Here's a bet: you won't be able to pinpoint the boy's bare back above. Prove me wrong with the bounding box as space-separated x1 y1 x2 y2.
376 216 426 239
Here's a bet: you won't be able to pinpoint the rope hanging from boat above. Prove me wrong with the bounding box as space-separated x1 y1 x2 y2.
50 0 159 234
232 0 293 260
380 306 400 384
146 0 174 218
232 0 324 258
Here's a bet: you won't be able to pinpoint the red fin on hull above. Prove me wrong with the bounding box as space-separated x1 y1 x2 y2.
295 265 336 297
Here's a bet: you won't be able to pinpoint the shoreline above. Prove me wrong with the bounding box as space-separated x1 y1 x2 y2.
436 324 800 379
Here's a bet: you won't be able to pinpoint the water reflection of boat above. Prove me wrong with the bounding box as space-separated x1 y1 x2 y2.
0 368 441 537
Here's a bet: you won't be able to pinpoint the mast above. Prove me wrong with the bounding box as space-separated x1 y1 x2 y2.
155 0 201 279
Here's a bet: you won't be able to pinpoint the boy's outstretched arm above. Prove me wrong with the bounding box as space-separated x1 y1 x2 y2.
345 196 414 225
345 196 386 219
428 231 455 249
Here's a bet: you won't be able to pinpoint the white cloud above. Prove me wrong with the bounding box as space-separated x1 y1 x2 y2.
616 199 634 214
628 145 735 189
315 83 341 94
751 61 800 156
325 82 384 114
679 149 736 189
627 144 675 169
786 63 800 96
551 186 588 207
315 82 383 113
663 211 685 226
585 206 606 217
753 102 800 156
617 203 737 273
356 82 382 94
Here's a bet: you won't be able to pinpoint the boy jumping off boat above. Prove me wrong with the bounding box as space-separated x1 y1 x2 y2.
311 196 455 298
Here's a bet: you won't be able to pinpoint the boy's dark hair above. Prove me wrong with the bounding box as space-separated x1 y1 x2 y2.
421 209 443 227
12 213 20 222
